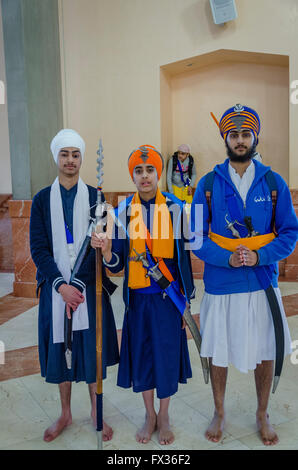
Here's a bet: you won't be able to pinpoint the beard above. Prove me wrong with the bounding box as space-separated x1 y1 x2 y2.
225 141 257 163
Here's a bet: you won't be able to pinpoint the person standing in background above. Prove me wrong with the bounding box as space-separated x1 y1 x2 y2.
167 144 197 206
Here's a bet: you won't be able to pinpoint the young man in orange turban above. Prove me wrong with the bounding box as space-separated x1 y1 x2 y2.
91 145 195 445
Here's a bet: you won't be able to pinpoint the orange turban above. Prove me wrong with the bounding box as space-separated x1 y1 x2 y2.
128 145 164 180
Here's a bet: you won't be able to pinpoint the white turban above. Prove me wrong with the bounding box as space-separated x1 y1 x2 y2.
178 144 191 154
50 129 86 164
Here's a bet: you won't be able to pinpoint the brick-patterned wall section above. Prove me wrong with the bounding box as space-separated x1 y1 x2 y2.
281 190 298 281
0 195 13 272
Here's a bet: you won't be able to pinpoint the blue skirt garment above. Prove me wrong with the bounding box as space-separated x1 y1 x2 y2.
117 291 192 399
38 282 119 384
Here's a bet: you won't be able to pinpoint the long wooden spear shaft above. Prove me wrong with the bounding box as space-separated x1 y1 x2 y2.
95 240 103 449
95 139 105 450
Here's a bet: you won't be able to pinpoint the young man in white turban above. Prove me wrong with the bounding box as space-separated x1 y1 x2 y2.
30 129 119 443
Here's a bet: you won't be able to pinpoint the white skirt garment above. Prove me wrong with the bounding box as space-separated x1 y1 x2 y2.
199 288 292 373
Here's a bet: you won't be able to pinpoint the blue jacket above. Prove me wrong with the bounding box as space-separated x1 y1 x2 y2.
106 192 195 309
30 184 115 296
191 159 298 295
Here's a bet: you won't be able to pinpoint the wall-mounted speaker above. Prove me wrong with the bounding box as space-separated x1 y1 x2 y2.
209 0 238 25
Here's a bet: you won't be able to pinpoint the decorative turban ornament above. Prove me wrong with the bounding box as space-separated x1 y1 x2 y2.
128 145 164 180
219 104 261 144
50 129 86 164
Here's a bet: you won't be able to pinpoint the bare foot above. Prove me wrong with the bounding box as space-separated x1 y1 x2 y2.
256 413 279 446
136 413 157 444
43 414 72 442
103 420 113 441
157 413 174 445
91 410 113 441
205 412 224 443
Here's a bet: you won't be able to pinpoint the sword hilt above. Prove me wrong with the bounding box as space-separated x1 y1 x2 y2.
132 248 148 265
244 216 260 237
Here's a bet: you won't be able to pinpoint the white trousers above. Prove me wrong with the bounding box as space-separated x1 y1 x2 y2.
199 288 292 373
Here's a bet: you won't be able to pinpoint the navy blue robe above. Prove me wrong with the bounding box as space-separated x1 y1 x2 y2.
30 183 119 384
116 197 192 398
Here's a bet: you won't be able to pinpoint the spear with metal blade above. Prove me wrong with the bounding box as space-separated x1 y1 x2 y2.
95 138 107 450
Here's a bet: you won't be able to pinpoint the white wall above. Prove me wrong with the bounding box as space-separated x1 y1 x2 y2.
59 0 298 190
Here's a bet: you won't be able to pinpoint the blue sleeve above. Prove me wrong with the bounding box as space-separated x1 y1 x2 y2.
190 176 232 267
71 244 95 292
30 192 66 291
102 211 127 273
258 174 298 265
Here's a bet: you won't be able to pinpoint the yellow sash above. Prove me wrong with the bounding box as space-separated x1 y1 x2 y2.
128 188 174 289
172 185 193 204
210 232 275 252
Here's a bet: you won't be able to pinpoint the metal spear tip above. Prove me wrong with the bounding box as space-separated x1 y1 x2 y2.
97 140 104 154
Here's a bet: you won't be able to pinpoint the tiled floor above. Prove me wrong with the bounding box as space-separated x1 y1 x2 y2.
1 273 298 450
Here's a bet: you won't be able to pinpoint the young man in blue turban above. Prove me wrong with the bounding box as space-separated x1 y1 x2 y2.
191 104 298 446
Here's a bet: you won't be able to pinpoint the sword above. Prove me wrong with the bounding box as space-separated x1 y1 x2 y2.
64 219 95 369
240 217 284 393
227 214 285 393
253 266 285 393
132 248 209 384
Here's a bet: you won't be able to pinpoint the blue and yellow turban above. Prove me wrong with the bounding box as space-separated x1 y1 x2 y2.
219 104 261 143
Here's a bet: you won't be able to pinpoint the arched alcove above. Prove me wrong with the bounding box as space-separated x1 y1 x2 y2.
160 49 289 190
